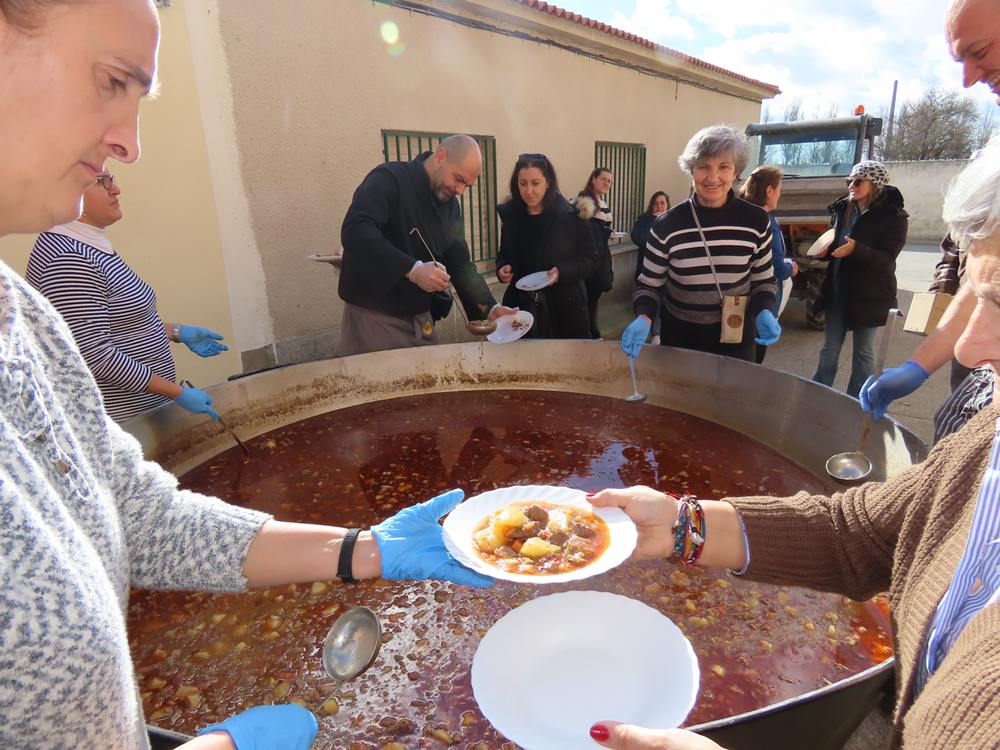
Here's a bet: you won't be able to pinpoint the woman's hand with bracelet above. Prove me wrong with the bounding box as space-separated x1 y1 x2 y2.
587 487 678 560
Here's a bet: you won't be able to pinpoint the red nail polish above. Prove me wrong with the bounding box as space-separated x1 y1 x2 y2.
590 724 610 741
586 492 596 498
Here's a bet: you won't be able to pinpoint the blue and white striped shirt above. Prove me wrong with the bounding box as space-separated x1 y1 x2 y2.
25 222 175 422
918 415 1000 692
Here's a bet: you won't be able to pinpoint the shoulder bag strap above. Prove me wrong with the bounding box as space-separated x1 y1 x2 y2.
688 199 725 304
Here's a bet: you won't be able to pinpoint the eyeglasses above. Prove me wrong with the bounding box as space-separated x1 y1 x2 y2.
94 173 116 190
846 177 865 188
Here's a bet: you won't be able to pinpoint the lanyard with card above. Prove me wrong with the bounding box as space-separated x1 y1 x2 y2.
689 200 746 344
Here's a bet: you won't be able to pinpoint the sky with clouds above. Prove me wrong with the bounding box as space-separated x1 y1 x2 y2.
552 0 994 120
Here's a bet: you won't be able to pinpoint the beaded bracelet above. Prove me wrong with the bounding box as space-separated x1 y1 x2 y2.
672 494 706 566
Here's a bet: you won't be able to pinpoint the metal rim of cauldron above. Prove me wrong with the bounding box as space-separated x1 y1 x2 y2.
127 341 921 748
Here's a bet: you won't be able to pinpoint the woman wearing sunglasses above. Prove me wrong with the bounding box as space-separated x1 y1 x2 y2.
25 172 226 422
496 153 599 338
812 161 909 397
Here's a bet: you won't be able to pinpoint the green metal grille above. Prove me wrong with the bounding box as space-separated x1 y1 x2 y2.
382 130 498 263
594 141 647 233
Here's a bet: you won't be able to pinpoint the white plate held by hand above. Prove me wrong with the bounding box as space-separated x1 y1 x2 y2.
442 484 636 583
472 591 700 750
515 271 556 292
486 310 533 344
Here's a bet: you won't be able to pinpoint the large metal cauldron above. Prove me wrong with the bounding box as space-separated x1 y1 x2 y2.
126 341 927 750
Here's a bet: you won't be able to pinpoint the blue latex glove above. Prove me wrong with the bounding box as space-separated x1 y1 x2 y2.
175 385 220 420
754 309 781 346
620 315 652 359
372 489 493 588
859 359 929 420
179 325 228 357
198 704 317 750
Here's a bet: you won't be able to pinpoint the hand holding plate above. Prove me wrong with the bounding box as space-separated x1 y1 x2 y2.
587 487 676 561
589 723 725 749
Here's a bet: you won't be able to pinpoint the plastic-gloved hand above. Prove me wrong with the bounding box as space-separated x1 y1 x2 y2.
372 489 493 588
754 309 781 346
621 315 652 359
175 386 219 420
197 704 318 750
179 325 228 357
859 359 929 420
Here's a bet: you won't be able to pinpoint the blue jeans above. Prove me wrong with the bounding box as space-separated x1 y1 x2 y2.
812 302 878 398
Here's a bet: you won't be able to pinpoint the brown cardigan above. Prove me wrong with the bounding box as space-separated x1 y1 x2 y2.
729 404 1000 749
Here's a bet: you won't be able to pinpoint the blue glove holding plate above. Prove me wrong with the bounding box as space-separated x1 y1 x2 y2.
372 489 493 588
197 704 318 750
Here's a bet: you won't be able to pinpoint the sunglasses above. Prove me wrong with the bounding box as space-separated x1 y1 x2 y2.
846 177 866 188
518 153 548 161
94 173 116 190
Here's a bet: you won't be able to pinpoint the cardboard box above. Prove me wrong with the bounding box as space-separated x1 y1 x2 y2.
904 292 953 336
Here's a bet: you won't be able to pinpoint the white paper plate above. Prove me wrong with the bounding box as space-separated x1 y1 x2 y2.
777 277 793 318
442 484 636 583
486 310 534 344
472 591 700 749
515 271 556 292
805 228 835 257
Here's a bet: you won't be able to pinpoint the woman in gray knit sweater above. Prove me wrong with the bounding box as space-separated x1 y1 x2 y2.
0 2 486 749
589 136 1000 749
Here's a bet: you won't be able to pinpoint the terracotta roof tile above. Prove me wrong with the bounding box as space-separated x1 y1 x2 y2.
512 0 780 95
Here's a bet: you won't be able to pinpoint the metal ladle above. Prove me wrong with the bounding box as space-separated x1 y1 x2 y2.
625 355 647 403
408 228 497 336
825 308 903 484
321 606 382 681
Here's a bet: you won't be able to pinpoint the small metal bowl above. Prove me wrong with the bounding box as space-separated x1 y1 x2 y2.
825 452 873 484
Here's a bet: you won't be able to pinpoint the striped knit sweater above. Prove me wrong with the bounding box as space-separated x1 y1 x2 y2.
729 404 1000 749
0 259 269 748
634 193 776 325
25 223 175 422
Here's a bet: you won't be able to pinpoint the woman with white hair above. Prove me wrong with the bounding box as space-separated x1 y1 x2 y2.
621 124 780 363
812 160 909 397
588 135 1000 750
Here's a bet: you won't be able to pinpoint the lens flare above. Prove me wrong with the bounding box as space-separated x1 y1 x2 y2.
380 21 400 45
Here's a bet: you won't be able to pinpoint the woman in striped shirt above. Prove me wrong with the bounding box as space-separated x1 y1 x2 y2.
26 172 226 423
621 125 780 362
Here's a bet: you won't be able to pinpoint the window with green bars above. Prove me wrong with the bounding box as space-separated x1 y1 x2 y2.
381 130 499 263
594 142 647 233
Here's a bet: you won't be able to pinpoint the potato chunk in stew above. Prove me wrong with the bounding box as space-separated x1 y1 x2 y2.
472 501 610 575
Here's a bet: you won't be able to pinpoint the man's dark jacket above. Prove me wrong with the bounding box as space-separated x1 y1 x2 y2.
339 152 494 320
815 185 909 330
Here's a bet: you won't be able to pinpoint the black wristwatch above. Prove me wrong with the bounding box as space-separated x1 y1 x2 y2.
337 528 363 584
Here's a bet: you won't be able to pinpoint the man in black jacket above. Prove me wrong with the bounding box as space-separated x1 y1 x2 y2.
338 134 513 355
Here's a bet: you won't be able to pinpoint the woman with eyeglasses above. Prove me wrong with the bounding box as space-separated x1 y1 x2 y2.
811 161 908 397
25 172 226 422
496 153 599 338
738 166 797 363
0 2 488 748
575 167 614 338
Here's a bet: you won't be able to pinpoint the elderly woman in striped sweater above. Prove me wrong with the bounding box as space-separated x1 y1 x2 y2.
621 125 781 362
26 171 227 422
